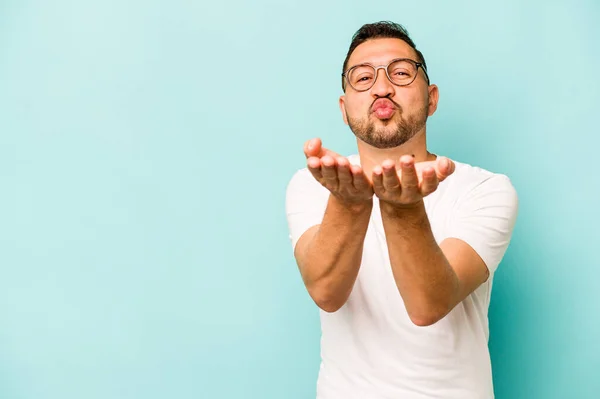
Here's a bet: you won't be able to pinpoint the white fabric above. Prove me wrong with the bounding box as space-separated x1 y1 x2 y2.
285 154 518 399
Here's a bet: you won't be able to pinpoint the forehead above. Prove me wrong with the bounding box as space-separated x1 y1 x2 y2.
347 38 418 67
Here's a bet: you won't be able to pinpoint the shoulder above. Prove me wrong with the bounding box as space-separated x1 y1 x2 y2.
445 160 518 203
286 167 323 193
285 165 331 247
440 161 519 274
286 166 311 187
285 166 330 207
438 161 519 225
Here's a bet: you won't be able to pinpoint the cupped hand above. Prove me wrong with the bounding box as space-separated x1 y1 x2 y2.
372 154 455 207
304 138 373 205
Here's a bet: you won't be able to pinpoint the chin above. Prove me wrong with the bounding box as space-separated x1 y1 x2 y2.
375 119 400 132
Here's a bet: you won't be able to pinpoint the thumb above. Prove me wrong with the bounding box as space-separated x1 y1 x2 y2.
435 157 456 181
304 138 322 158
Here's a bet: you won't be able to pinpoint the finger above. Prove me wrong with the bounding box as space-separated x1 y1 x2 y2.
399 155 419 192
420 166 439 196
306 157 323 181
322 147 342 158
303 138 342 160
435 157 456 182
350 165 371 192
382 159 401 192
320 155 339 190
336 157 353 186
304 138 322 158
372 165 385 194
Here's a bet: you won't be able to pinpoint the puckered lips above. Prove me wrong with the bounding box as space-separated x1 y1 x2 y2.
371 98 397 120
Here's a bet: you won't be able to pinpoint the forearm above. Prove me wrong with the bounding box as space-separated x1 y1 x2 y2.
298 194 372 312
380 200 460 326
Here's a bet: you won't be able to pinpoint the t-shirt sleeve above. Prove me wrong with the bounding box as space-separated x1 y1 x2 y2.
446 174 519 274
285 168 330 251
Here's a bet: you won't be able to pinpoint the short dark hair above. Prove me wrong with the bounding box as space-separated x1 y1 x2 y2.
341 21 428 91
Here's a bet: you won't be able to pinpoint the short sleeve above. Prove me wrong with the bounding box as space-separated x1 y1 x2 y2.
447 174 519 274
285 168 330 250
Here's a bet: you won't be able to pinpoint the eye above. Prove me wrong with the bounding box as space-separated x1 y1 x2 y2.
353 74 373 85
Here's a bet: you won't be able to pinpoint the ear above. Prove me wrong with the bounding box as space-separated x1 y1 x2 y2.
339 95 349 125
427 84 439 117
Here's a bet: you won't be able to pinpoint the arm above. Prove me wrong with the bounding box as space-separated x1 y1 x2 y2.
295 195 372 312
372 155 517 326
287 139 374 312
379 200 488 326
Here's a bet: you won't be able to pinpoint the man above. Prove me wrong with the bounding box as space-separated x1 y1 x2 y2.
285 21 518 399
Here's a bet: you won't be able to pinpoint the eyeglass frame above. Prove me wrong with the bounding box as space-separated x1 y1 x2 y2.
341 58 430 92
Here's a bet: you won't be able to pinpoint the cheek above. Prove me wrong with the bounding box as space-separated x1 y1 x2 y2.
395 89 428 111
345 96 370 116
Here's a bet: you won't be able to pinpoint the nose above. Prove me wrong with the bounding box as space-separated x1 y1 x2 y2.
370 67 394 98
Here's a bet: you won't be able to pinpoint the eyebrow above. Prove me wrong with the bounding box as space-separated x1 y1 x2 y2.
346 57 417 70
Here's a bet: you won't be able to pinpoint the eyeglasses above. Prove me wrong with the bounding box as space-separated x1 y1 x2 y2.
342 58 429 92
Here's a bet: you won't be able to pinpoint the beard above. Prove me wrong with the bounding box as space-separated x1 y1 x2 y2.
347 101 429 149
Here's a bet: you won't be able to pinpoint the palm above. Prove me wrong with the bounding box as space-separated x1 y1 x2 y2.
372 155 455 206
303 138 373 204
302 139 455 207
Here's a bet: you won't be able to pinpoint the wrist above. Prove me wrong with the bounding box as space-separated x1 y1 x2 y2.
330 194 373 214
379 199 426 220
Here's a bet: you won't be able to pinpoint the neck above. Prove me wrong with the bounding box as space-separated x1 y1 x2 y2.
356 131 435 177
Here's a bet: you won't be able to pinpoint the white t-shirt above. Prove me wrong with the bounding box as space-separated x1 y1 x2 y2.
285 154 518 399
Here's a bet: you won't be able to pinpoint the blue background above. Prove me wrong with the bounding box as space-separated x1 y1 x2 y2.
1 0 598 398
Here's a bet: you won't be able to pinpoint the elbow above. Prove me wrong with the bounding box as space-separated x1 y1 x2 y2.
406 286 459 327
408 307 449 327
409 314 441 327
308 285 347 313
316 300 343 313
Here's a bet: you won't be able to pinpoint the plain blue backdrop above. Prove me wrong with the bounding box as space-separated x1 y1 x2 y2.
1 0 599 398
